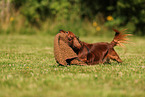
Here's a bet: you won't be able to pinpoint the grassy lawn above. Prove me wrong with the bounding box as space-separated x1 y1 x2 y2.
0 35 144 97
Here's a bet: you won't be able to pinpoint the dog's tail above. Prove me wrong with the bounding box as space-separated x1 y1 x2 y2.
111 29 131 47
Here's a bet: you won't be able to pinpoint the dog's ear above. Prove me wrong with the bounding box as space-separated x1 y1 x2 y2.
59 30 66 33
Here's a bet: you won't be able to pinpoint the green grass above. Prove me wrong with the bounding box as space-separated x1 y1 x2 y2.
0 35 144 97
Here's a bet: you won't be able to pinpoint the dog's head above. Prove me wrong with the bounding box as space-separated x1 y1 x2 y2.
59 30 82 49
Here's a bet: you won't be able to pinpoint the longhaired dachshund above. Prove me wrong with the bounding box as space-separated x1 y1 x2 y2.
59 29 130 65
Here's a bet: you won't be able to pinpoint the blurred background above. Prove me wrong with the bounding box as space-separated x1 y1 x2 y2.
0 0 145 36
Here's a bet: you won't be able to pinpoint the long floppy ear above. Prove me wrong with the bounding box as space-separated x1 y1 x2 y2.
59 30 66 33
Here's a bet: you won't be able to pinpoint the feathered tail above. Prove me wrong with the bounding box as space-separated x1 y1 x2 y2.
111 29 131 47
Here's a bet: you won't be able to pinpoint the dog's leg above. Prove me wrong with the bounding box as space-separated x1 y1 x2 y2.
108 48 123 63
69 58 87 65
102 55 110 64
79 57 87 63
108 55 122 63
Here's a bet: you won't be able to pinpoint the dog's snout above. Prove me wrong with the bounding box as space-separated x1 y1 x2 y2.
73 38 81 49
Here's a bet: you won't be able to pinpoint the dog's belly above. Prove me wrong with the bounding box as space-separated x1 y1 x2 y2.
86 43 109 65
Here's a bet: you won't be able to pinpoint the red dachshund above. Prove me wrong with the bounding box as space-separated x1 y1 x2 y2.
59 29 130 65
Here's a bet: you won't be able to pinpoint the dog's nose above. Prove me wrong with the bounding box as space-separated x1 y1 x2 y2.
59 30 65 33
59 29 63 32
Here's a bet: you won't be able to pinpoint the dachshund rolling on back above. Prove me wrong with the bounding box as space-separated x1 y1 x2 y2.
59 29 130 65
